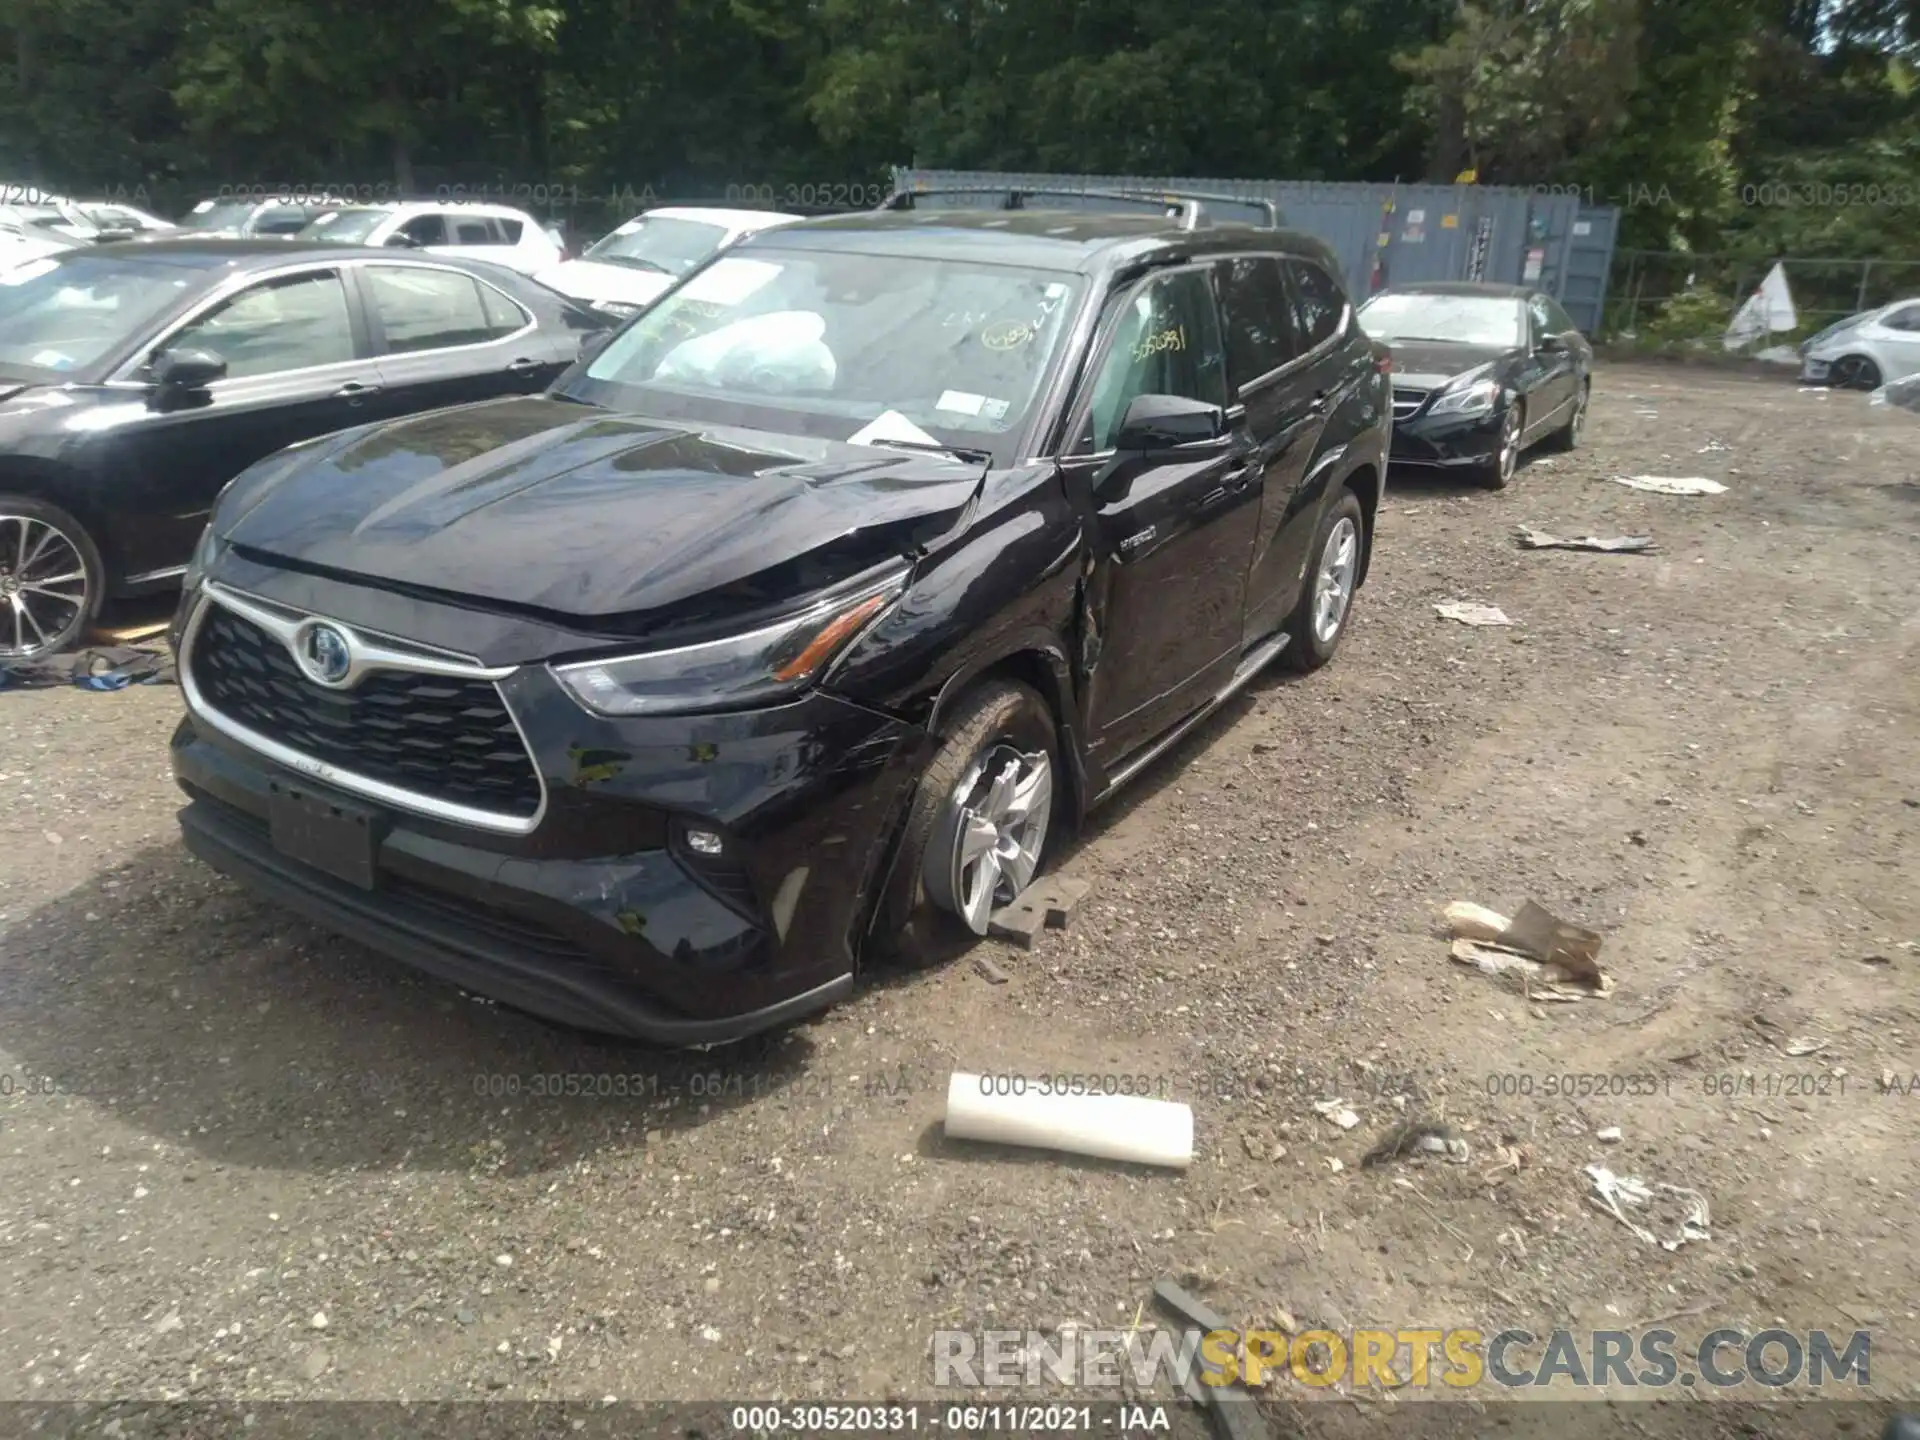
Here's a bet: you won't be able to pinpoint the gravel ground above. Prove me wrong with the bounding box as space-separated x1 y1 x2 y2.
0 363 1916 1430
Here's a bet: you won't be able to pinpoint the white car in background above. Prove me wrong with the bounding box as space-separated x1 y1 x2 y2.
69 200 175 236
532 206 804 317
0 199 103 244
0 226 72 269
297 201 563 275
1799 297 1920 390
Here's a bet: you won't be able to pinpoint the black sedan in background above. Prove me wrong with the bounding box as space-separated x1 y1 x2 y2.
0 241 611 656
169 204 1391 1044
1358 281 1592 487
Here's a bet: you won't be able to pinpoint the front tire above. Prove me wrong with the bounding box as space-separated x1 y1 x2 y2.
0 496 104 659
1833 355 1883 391
1283 489 1366 672
1478 402 1524 489
877 679 1059 963
1544 378 1590 451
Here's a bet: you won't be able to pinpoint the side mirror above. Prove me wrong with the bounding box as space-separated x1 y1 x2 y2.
1537 333 1567 353
151 348 227 390
383 233 418 248
1114 393 1225 452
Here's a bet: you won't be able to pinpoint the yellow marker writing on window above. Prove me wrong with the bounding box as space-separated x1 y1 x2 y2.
982 320 1035 351
1131 325 1187 361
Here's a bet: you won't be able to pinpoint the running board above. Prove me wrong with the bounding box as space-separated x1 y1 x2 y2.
1102 633 1290 794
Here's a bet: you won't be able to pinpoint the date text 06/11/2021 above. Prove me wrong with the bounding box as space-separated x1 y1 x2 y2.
726 1403 1173 1434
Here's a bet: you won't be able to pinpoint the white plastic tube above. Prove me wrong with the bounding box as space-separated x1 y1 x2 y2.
944 1072 1194 1169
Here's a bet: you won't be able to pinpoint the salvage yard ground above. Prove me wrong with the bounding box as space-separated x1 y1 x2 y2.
0 364 1915 1430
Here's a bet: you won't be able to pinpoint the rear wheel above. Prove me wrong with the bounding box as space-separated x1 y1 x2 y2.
0 497 103 659
877 679 1059 963
1832 355 1883 391
1283 489 1366 672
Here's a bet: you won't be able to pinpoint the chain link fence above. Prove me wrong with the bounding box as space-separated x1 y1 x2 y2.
1607 250 1920 343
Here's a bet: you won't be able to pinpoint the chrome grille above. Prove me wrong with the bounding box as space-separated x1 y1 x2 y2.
1392 388 1429 420
189 603 541 819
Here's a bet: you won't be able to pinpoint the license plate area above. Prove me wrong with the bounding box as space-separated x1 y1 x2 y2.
267 781 382 890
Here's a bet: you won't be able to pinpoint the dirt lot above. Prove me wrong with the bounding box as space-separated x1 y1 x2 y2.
0 363 1915 1429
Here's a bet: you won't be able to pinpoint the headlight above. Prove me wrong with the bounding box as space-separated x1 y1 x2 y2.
1428 376 1501 418
552 567 909 717
182 523 226 592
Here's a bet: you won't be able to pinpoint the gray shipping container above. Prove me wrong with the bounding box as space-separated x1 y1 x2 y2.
893 168 1621 335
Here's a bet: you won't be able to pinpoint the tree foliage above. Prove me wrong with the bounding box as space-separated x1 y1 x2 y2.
0 0 1912 264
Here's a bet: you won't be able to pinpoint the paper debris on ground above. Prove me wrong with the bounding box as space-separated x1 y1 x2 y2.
1444 898 1611 998
1434 601 1513 627
1586 1165 1711 1250
1596 1126 1623 1143
1517 526 1655 554
1443 900 1606 985
1362 1117 1470 1167
1312 1098 1361 1130
1781 1036 1827 1057
1608 474 1728 495
1502 900 1605 984
1443 901 1510 943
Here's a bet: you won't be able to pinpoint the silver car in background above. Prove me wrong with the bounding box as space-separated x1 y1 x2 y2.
1799 297 1920 390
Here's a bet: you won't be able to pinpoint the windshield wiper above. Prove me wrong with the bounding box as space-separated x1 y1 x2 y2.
863 436 994 467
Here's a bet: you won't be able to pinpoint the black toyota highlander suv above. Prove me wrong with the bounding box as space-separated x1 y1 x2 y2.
169 190 1393 1045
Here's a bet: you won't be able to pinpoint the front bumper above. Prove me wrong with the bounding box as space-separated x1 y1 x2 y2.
1388 405 1506 468
169 585 930 1046
1800 357 1832 383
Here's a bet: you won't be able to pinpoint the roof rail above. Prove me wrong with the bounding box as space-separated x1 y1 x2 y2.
878 184 1282 229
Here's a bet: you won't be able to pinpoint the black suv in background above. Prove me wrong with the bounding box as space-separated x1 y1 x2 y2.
170 193 1392 1044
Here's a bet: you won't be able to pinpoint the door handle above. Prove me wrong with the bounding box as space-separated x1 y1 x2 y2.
1224 464 1258 493
506 357 541 374
334 380 381 402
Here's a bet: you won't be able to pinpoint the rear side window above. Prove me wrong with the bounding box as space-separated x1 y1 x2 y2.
494 217 524 244
253 206 309 235
1885 305 1920 332
365 265 497 352
1286 260 1348 350
452 218 493 245
478 280 531 337
1215 256 1302 389
401 213 448 246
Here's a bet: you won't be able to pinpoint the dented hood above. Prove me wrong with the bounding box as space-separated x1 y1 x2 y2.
219 396 986 621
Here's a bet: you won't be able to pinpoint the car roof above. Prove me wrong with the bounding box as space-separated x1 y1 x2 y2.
1369 281 1533 300
316 200 539 222
735 207 1337 276
79 238 537 274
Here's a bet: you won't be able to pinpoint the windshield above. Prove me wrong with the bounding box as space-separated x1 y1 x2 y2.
568 249 1084 455
585 215 729 275
299 208 392 244
181 200 256 232
0 253 198 378
1358 293 1524 348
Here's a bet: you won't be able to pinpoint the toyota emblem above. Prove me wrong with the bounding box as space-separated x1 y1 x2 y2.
295 621 354 687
